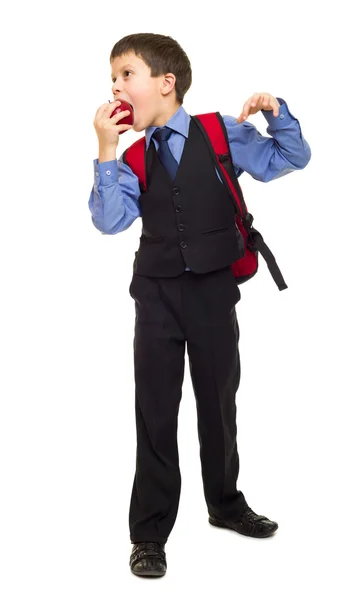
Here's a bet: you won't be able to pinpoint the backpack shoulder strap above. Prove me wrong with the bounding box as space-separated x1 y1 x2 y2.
122 136 147 192
191 112 248 218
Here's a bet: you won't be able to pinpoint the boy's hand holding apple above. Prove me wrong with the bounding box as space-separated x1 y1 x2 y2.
93 100 134 146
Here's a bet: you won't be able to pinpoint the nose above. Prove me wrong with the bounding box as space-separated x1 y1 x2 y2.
112 82 124 95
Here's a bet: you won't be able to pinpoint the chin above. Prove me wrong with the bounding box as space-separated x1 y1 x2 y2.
133 122 147 133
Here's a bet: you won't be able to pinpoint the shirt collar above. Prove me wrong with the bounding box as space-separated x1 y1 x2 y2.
145 104 190 150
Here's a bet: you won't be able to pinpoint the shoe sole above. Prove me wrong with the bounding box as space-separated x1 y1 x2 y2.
131 569 166 577
208 516 278 537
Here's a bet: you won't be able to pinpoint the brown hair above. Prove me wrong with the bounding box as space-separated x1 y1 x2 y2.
110 33 192 105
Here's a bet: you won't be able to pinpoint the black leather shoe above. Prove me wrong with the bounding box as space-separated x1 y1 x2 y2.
209 506 278 538
129 542 167 577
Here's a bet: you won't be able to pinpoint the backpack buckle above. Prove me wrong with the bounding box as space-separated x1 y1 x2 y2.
243 213 253 229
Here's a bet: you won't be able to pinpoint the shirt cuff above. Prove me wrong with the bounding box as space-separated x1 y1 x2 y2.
261 97 296 127
93 157 118 186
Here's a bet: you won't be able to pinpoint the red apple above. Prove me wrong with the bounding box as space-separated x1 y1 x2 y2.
109 100 134 134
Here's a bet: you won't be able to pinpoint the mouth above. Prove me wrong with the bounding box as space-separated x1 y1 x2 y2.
116 99 134 111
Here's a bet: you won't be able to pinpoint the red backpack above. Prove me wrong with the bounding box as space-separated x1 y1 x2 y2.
122 112 288 291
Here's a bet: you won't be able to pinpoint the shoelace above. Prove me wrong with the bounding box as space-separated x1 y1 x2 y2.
235 508 267 525
235 507 258 523
131 542 166 564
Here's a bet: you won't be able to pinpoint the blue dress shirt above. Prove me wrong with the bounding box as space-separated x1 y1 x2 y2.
89 98 311 270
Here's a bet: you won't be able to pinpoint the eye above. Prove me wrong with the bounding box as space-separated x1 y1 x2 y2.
112 70 131 83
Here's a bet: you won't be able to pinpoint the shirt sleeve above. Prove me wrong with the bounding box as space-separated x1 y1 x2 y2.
88 156 141 234
222 97 311 182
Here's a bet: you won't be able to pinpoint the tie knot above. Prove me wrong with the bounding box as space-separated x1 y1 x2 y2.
152 126 173 143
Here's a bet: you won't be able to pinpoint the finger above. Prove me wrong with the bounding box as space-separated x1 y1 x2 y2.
237 92 263 122
260 95 276 114
117 123 133 131
100 100 121 117
250 93 261 108
95 100 120 119
95 102 111 119
237 95 254 122
264 95 279 116
111 109 131 121
266 96 279 116
260 94 270 109
243 94 261 118
108 99 122 112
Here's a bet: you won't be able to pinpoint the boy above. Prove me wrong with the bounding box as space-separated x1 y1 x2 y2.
89 33 311 578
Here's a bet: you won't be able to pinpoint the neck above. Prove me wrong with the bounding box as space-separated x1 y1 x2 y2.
152 103 182 127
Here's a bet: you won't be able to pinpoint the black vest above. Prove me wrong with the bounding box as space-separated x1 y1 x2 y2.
132 117 244 277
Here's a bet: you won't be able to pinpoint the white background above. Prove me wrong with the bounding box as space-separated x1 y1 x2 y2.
1 0 363 597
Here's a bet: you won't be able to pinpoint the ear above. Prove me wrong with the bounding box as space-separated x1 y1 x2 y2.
161 73 176 96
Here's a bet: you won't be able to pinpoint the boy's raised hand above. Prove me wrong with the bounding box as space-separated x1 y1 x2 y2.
236 93 280 123
93 100 133 146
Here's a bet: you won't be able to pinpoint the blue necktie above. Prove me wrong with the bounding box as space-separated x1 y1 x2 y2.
152 126 179 181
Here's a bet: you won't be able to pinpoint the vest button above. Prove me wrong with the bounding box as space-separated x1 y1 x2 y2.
173 187 180 195
180 241 187 249
175 205 182 212
178 224 185 232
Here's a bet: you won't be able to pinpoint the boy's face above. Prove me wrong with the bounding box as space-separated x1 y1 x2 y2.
110 51 179 132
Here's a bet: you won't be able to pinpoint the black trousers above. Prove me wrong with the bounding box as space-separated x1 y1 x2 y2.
128 265 249 544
